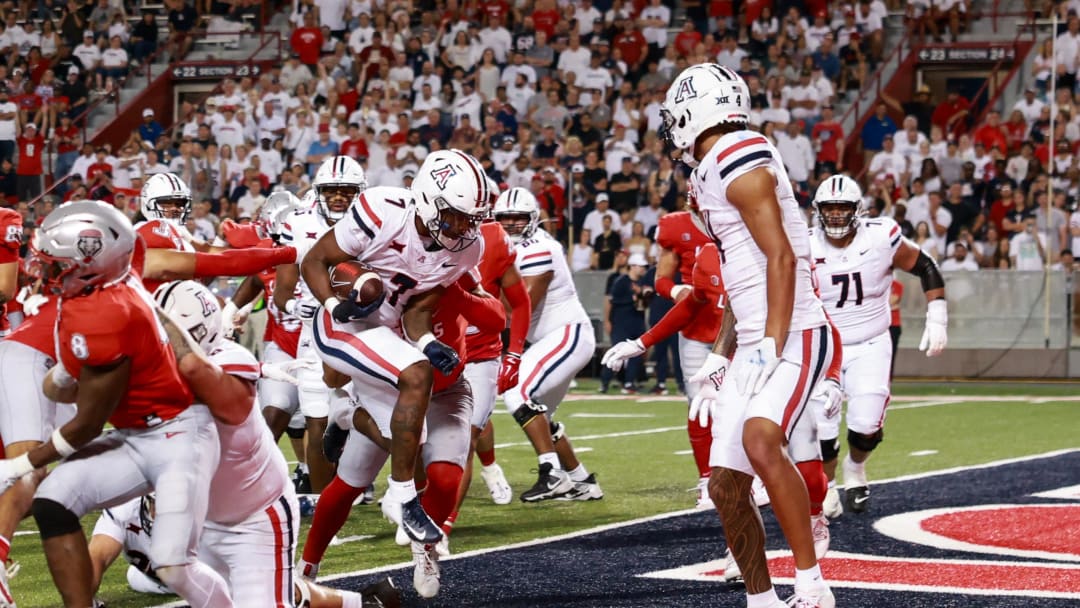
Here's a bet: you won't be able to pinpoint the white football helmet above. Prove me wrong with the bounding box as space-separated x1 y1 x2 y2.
141 173 192 224
29 200 136 298
313 156 367 224
257 190 300 243
486 175 501 209
661 63 751 167
813 175 864 239
411 149 491 252
153 280 223 353
493 187 540 243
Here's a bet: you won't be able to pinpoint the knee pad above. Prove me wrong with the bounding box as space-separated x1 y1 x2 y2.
820 437 841 462
285 425 306 440
512 401 548 428
32 498 81 540
550 420 565 443
848 428 884 452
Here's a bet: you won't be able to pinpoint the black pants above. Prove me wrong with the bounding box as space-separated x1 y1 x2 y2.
889 324 901 379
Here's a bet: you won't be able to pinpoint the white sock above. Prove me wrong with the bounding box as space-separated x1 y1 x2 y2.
388 477 417 501
746 588 780 608
826 479 836 489
538 452 559 469
794 563 824 592
568 464 589 482
340 590 367 608
843 454 867 487
299 463 310 475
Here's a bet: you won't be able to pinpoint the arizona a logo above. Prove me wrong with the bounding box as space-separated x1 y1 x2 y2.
430 164 458 190
673 77 698 103
76 228 104 260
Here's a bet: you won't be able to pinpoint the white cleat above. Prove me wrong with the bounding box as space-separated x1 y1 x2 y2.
411 541 440 598
811 513 831 559
480 463 513 505
786 585 836 608
0 561 18 607
823 486 844 519
751 475 771 508
435 534 450 558
694 477 714 510
722 548 743 585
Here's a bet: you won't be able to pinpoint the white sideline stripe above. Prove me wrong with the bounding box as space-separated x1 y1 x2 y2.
909 450 939 456
493 425 684 449
151 447 1080 607
1032 484 1080 500
569 413 657 418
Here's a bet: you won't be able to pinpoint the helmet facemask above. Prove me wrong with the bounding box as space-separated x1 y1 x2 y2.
424 195 483 252
149 196 191 224
495 211 536 244
817 201 860 239
140 494 156 535
316 183 360 224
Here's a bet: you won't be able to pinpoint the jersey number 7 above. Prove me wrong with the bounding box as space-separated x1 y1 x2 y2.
388 272 418 306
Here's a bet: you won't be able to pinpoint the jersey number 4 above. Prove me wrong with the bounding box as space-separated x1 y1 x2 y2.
831 272 864 307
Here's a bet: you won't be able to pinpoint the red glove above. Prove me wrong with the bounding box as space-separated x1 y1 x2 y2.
221 220 262 249
497 352 522 395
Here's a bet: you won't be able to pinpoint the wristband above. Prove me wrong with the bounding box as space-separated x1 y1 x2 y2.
10 453 33 477
416 332 437 350
670 284 692 300
323 296 341 313
52 428 76 458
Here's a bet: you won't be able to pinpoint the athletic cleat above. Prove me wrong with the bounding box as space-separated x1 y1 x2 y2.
823 486 844 519
479 463 513 505
786 585 836 608
410 542 440 598
398 496 444 544
694 477 714 510
520 463 573 502
844 485 871 513
298 495 317 518
297 558 319 582
322 421 349 464
751 475 771 508
359 484 376 505
556 473 604 501
0 560 18 607
435 534 450 557
811 513 830 559
648 383 669 395
360 576 402 608
722 548 743 586
292 465 312 495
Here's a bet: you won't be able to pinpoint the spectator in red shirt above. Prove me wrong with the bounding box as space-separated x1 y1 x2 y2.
86 147 114 184
290 11 324 68
931 88 972 137
15 123 44 201
481 0 510 22
614 20 647 73
531 0 561 38
972 110 1009 156
811 103 845 175
673 20 702 58
339 123 369 161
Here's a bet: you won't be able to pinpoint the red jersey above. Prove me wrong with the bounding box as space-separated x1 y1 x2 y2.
432 283 505 393
654 211 723 343
16 134 44 176
890 280 903 327
290 27 324 65
0 208 22 336
6 296 58 356
136 219 192 293
255 239 301 357
531 9 560 36
464 222 516 363
57 280 192 429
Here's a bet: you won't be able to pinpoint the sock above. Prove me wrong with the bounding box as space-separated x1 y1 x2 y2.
388 477 417 501
796 460 827 516
794 563 824 591
420 462 464 526
538 452 559 469
746 588 781 608
299 462 310 475
442 511 458 537
687 416 713 478
302 476 363 564
340 590 367 608
843 454 867 488
0 535 9 563
568 463 589 482
477 447 496 467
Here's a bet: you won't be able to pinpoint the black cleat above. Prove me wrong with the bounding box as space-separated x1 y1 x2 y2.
322 421 349 464
520 463 574 502
844 485 871 513
361 576 402 608
400 496 443 544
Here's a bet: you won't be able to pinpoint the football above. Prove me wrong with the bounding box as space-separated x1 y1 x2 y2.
329 261 384 305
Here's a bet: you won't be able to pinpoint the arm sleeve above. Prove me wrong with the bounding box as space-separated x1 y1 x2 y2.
193 246 297 278
639 294 704 348
455 285 507 334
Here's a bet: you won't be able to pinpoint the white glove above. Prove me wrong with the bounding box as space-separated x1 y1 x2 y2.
285 298 319 320
734 337 781 397
669 284 692 301
811 378 843 420
687 354 730 428
221 300 240 340
601 338 645 371
259 359 316 385
919 299 948 357
15 286 48 317
0 454 34 492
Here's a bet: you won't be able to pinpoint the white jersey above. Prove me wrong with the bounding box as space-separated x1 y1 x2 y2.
692 131 826 345
513 229 590 342
332 186 483 329
205 341 291 526
810 217 902 345
93 497 160 585
279 206 335 314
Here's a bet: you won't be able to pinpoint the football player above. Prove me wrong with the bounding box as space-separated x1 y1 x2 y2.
275 158 368 493
300 149 488 545
662 64 836 608
0 201 232 607
493 188 601 502
0 207 21 338
808 175 948 516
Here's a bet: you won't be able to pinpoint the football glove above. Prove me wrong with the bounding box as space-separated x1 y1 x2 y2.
285 298 320 321
687 353 729 428
497 352 522 394
15 286 48 317
422 339 460 375
600 338 646 372
919 299 948 357
811 378 844 421
328 291 385 324
734 337 781 397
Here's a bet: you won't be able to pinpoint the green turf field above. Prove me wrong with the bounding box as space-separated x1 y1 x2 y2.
8 381 1080 607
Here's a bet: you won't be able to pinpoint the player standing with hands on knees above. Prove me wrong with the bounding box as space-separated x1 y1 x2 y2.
808 175 947 517
660 64 836 608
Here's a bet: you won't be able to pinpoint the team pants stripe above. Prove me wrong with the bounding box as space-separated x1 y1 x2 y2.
314 310 399 387
519 324 580 401
781 325 831 434
265 500 287 607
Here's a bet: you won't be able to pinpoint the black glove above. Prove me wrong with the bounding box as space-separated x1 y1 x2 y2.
423 338 460 375
330 291 384 324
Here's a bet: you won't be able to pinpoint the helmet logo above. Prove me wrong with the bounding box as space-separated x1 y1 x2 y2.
76 229 104 260
430 164 458 190
194 290 215 317
673 77 698 103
